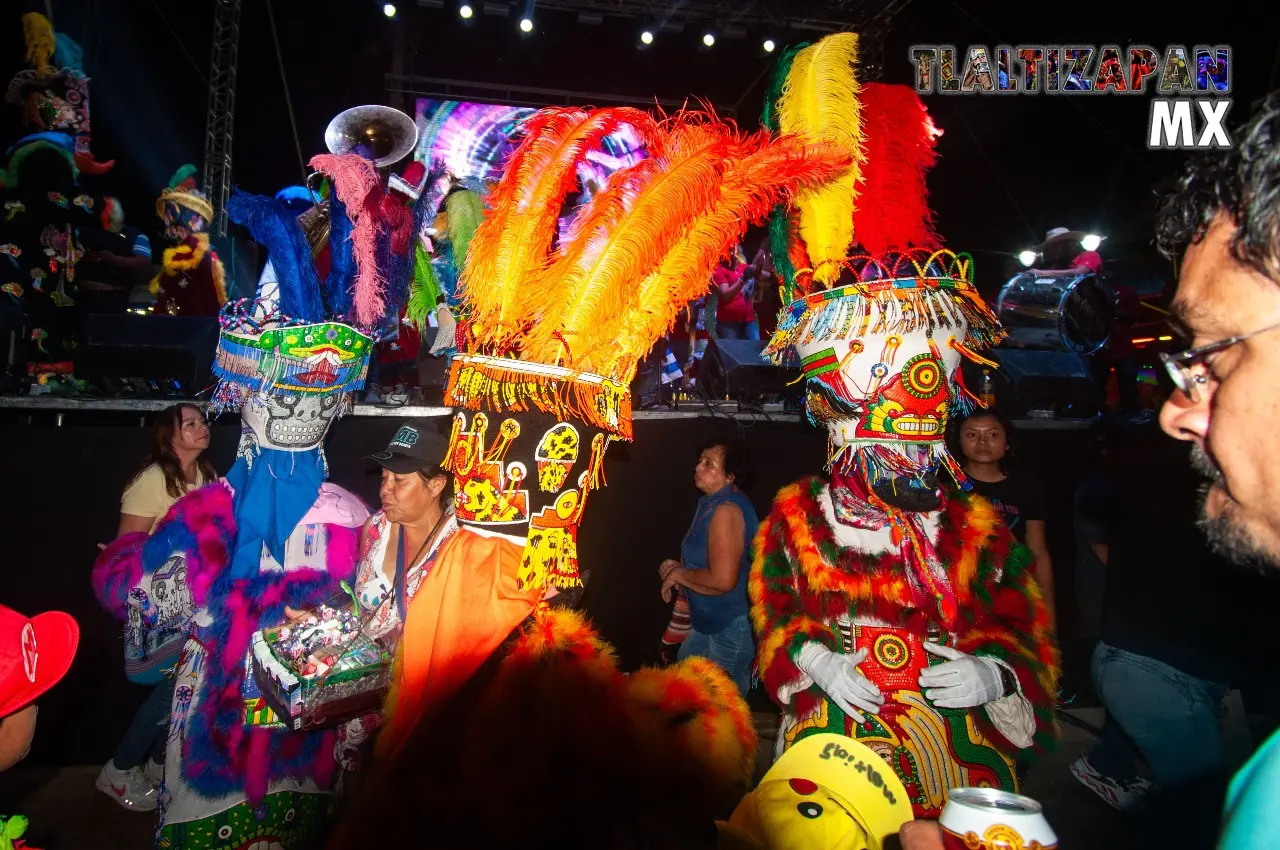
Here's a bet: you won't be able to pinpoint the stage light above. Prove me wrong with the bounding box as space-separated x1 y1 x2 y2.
519 16 533 31
640 29 654 44
459 3 473 17
1018 250 1037 267
1080 233 1102 251
702 32 715 47
383 3 396 16
763 38 776 52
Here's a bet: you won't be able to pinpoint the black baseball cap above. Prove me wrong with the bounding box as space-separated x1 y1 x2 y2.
367 420 449 474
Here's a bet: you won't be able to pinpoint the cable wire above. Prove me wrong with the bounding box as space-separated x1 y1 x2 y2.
265 0 308 185
146 0 209 86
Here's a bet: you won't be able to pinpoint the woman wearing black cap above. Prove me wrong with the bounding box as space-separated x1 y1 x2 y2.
335 420 457 773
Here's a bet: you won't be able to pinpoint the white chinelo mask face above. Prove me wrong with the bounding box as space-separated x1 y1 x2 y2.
240 388 343 451
789 287 969 452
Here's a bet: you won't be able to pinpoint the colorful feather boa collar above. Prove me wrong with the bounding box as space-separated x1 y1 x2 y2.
765 475 1007 617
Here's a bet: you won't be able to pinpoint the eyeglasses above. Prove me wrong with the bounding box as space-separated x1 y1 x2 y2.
1160 320 1280 403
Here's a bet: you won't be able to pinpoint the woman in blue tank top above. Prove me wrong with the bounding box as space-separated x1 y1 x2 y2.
659 438 759 695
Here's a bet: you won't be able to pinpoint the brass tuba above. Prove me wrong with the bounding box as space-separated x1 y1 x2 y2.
298 105 419 256
323 104 419 167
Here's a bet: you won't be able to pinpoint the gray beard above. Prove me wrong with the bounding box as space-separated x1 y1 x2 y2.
1190 445 1273 571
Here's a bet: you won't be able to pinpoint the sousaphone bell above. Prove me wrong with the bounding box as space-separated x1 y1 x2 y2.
323 104 418 167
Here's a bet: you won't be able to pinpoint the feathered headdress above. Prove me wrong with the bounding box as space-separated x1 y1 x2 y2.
760 33 1006 502
454 106 853 389
763 39 945 298
329 607 757 849
156 165 213 224
428 104 850 598
6 13 113 174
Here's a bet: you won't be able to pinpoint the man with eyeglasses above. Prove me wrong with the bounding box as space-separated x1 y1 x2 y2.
1155 91 1280 848
896 92 1280 850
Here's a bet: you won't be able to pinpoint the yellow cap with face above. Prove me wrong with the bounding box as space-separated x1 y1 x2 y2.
724 734 913 850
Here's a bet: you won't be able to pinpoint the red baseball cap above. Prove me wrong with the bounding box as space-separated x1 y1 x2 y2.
0 604 78 719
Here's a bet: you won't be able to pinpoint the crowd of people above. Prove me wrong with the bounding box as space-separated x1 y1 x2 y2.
9 15 1280 850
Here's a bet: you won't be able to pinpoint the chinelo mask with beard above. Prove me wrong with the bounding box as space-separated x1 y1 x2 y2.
766 249 1006 515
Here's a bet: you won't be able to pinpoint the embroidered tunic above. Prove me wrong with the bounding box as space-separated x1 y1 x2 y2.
749 476 1059 817
94 481 368 849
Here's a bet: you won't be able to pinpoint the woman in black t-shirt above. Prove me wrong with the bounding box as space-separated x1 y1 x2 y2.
952 410 1055 625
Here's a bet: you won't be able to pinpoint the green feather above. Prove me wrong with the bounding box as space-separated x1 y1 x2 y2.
0 814 28 844
445 189 484 279
168 164 198 189
760 42 809 132
407 241 443 332
761 42 808 303
769 206 800 303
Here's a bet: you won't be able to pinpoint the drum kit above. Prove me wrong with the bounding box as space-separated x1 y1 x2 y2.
995 270 1115 355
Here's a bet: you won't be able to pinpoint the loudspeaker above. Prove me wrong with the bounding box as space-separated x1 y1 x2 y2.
697 338 799 402
77 314 219 395
977 348 1102 418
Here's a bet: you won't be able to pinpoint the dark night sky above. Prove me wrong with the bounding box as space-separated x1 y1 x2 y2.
3 0 1272 290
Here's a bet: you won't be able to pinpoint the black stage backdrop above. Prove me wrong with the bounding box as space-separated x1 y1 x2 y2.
2 413 1097 767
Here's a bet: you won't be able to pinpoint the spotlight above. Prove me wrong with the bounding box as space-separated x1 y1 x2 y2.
459 3 473 17
763 38 776 52
1018 250 1037 267
1080 233 1102 252
640 29 654 45
519 16 533 31
383 3 396 16
702 32 715 47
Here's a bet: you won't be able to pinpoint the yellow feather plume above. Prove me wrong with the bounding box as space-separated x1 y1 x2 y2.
22 14 56 74
777 31 864 287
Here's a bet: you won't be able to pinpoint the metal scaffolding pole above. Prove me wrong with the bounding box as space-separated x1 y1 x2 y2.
203 0 242 237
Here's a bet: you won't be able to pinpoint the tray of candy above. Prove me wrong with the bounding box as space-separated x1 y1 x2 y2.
249 603 393 731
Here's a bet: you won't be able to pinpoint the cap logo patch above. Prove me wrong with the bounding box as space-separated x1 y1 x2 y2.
21 623 37 683
391 426 419 449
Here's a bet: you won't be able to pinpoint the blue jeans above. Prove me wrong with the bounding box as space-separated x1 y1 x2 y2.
1091 640 1228 790
716 321 759 341
112 677 175 769
678 614 755 696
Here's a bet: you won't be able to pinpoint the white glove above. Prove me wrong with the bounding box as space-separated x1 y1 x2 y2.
795 642 884 723
919 643 1005 709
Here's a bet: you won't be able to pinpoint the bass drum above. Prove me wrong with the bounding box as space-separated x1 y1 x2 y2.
995 272 1115 354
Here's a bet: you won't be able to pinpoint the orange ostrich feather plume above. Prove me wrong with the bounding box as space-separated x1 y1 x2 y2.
461 106 660 350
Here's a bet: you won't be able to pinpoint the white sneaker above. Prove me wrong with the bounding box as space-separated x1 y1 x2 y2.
95 761 159 811
1069 755 1154 811
142 758 164 788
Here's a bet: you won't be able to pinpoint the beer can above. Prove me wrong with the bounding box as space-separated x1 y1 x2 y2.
938 787 1058 850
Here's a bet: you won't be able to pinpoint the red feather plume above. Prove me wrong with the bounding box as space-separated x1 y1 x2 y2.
851 83 941 256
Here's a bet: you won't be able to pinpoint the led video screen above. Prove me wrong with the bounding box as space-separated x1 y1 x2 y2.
413 97 646 194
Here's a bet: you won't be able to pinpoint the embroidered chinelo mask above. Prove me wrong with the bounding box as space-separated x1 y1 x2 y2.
210 127 424 579
6 14 114 174
767 250 1004 509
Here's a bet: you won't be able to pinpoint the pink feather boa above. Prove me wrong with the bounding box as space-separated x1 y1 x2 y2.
311 152 384 329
